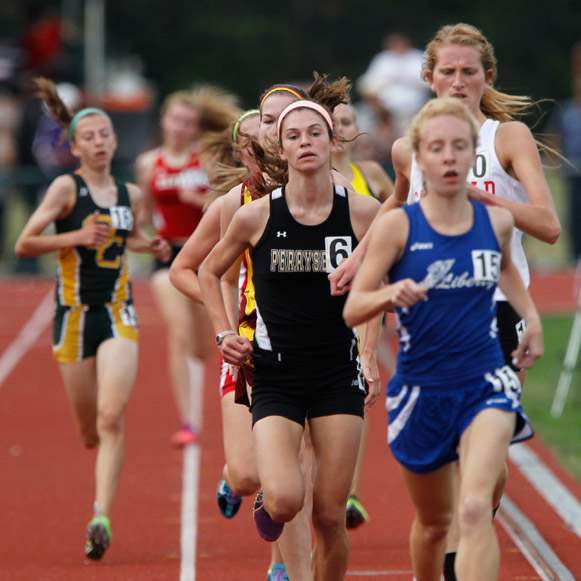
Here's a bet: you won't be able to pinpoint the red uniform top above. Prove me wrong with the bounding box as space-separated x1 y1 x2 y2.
149 148 209 241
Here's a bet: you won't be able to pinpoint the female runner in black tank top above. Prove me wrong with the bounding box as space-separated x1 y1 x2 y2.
199 100 380 580
15 78 169 561
173 77 366 580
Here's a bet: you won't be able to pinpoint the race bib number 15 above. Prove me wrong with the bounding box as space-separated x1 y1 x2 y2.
471 250 501 282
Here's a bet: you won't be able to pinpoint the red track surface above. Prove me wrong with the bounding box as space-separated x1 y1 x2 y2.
1 273 579 580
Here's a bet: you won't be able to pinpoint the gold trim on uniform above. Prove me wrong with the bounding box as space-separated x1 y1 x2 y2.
240 185 257 342
107 302 139 343
53 306 85 363
57 248 81 306
113 258 130 304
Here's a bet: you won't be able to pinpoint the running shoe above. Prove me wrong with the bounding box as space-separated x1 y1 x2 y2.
267 562 289 581
85 515 111 560
171 425 198 448
346 494 369 529
216 479 242 519
253 490 284 542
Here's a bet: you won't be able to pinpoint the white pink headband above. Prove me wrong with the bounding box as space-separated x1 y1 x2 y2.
276 100 334 140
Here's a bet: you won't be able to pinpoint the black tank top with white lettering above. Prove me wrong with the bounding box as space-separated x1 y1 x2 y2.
251 185 358 359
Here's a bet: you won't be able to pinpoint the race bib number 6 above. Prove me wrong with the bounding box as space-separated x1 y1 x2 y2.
325 236 352 273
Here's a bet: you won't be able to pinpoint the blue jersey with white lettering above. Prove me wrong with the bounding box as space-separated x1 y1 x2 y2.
389 200 505 385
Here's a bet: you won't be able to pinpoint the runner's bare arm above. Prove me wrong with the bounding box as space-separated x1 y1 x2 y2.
470 122 560 244
344 209 426 326
491 206 543 368
329 137 411 295
200 200 267 335
169 197 224 303
14 175 106 256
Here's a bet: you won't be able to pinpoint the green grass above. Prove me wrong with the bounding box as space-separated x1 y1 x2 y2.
522 314 581 479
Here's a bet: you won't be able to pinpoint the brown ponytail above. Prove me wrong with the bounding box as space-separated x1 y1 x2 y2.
33 77 73 130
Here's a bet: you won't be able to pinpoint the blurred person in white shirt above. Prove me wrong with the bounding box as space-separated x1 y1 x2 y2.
357 33 429 134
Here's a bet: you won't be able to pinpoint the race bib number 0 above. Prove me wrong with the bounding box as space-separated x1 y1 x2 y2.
325 236 352 273
471 250 501 282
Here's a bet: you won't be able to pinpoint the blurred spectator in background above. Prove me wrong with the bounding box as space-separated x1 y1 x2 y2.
351 105 398 178
15 81 80 273
549 41 581 261
0 47 21 269
21 5 63 75
357 32 429 135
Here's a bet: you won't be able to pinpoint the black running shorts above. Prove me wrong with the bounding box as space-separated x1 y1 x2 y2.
250 347 366 426
496 301 525 372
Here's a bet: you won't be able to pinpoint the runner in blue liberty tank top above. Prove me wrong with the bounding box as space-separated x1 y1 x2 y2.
344 98 543 580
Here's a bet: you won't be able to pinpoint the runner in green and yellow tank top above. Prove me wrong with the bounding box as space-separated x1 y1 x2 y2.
52 173 138 363
15 78 169 562
55 173 133 308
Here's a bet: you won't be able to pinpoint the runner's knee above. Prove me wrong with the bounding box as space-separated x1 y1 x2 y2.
458 494 490 532
228 470 259 497
97 408 123 436
312 501 345 534
416 509 452 545
263 488 304 522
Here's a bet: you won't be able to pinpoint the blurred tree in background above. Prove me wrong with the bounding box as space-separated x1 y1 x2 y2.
105 0 580 107
1 0 579 106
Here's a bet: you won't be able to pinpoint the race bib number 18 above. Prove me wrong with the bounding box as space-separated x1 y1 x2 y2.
110 206 134 231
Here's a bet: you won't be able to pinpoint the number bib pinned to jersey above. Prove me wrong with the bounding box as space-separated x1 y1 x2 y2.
471 250 501 282
109 206 134 231
325 236 352 273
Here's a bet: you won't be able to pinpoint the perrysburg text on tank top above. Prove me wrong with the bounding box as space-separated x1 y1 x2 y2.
269 235 353 274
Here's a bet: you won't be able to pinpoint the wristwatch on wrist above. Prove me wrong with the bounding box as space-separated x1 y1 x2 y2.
215 330 236 346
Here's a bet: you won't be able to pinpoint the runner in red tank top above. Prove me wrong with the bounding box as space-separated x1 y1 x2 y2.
136 87 239 447
149 148 208 241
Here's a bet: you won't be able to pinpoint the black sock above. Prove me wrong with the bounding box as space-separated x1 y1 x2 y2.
443 552 457 581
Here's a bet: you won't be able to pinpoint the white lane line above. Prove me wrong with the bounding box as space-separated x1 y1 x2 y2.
0 291 53 389
498 495 575 581
509 443 581 537
180 362 204 581
180 444 201 581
